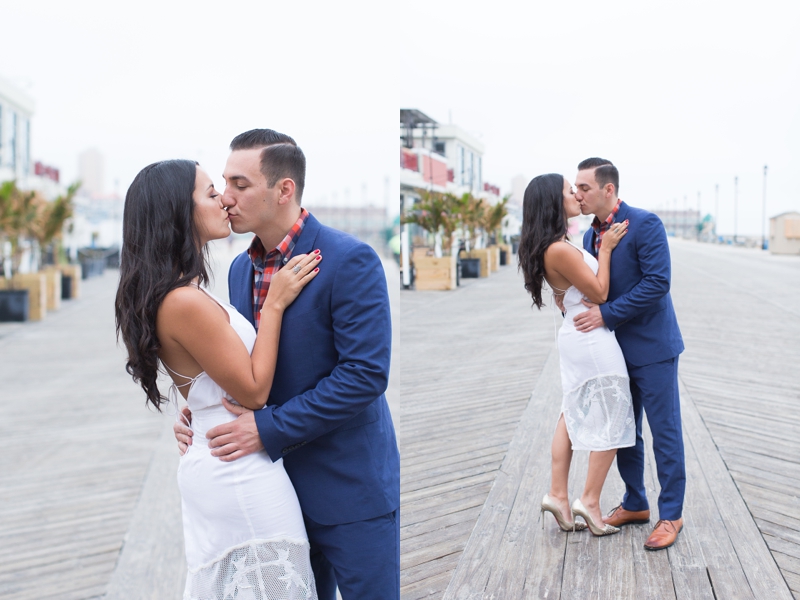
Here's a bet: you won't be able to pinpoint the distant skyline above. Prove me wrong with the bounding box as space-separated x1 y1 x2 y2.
2 1 397 214
400 0 799 236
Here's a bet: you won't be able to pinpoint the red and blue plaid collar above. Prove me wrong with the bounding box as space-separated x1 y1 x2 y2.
591 199 623 252
247 208 309 271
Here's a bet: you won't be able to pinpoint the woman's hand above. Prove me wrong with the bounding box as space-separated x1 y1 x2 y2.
262 251 322 312
601 220 629 252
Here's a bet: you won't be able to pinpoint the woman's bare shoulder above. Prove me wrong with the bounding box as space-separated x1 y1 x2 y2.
159 286 219 322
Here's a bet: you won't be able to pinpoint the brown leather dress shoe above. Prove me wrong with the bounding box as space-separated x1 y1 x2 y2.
644 518 683 551
603 504 651 527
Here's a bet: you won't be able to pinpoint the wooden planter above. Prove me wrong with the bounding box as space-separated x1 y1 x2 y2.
60 264 82 299
467 248 492 278
497 243 512 266
413 254 457 290
487 246 500 272
43 266 63 311
0 273 47 321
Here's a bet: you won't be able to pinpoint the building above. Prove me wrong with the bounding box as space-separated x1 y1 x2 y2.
769 211 800 255
400 108 503 234
304 204 390 252
400 109 486 195
652 209 701 238
0 75 34 184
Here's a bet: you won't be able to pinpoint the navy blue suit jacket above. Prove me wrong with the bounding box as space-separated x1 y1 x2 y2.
228 213 400 526
582 201 684 367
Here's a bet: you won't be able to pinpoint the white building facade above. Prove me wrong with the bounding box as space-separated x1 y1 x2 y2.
0 75 34 185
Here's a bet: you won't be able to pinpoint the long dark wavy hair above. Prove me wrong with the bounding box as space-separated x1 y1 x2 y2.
115 159 209 411
518 173 569 309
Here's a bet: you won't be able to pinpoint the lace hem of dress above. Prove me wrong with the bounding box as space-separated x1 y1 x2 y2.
184 538 317 600
562 374 635 452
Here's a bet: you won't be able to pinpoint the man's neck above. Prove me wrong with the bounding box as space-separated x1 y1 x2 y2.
594 198 620 223
253 207 303 250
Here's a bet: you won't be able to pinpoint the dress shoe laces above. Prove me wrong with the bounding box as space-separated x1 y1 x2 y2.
653 519 678 533
606 504 623 517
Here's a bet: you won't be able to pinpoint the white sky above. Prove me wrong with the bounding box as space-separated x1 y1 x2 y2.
3 2 798 235
401 0 800 236
2 1 397 214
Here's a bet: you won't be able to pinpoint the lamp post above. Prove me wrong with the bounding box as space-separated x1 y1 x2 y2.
762 165 768 250
697 191 701 240
714 183 719 240
733 176 738 244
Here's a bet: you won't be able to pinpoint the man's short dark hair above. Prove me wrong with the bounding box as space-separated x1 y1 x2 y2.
578 157 619 195
230 129 306 204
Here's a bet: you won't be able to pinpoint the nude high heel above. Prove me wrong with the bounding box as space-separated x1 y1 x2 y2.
571 499 620 536
541 494 588 532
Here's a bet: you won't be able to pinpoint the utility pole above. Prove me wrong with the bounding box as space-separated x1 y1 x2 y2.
733 176 739 244
762 165 768 250
697 191 701 240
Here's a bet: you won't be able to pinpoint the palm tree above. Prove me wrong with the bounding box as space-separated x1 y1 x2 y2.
31 182 79 267
0 180 79 279
483 195 509 245
0 181 39 280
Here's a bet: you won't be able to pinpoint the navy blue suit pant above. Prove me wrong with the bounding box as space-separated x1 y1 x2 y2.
618 357 686 521
306 509 400 600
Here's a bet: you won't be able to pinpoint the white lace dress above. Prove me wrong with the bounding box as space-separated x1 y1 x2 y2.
166 287 317 600
556 241 635 451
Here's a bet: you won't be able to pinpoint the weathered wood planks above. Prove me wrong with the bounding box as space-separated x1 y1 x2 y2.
401 240 799 599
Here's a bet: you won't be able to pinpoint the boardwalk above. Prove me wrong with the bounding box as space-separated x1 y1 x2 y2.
398 239 800 598
0 238 399 600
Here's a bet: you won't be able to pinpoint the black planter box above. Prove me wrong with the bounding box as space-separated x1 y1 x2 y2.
500 250 508 266
0 289 30 322
461 258 480 278
61 275 73 300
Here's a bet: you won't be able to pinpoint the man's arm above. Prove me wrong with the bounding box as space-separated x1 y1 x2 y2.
254 243 391 459
598 213 671 331
207 243 391 461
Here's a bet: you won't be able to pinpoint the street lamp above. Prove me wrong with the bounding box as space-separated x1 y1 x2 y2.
714 183 719 240
762 165 768 250
697 191 701 240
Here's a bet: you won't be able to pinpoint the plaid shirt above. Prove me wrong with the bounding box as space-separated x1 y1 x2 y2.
591 199 623 254
247 208 309 330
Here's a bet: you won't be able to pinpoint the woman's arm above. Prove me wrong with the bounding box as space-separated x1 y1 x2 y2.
158 252 320 409
546 221 627 303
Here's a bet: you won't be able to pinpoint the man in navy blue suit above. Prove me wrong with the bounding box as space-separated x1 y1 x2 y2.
174 129 400 597
572 158 685 551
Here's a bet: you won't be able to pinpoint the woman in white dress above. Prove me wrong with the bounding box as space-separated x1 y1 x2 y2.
115 159 319 598
518 173 635 536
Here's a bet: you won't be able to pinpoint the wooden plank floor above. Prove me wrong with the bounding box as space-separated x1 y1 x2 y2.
0 272 171 600
398 263 557 598
0 238 400 600
399 240 799 599
669 241 800 599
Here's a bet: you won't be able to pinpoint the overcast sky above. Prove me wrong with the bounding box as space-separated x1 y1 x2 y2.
3 2 798 236
2 1 396 214
401 0 800 236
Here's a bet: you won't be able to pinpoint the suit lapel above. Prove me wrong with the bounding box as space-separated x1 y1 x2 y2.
292 212 322 257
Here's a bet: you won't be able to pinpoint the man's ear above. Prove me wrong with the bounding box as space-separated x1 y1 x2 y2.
277 178 296 205
604 183 616 198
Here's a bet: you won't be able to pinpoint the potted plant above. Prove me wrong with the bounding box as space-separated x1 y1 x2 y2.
457 193 488 278
33 183 78 303
402 191 459 290
483 195 510 266
0 181 37 321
